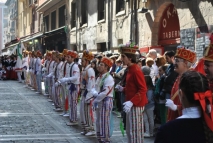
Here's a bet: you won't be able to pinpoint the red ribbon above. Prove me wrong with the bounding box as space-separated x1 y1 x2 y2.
194 90 213 131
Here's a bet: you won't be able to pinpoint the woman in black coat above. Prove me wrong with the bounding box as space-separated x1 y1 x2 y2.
155 71 213 143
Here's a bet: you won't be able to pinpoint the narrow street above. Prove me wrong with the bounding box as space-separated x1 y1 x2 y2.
0 80 154 143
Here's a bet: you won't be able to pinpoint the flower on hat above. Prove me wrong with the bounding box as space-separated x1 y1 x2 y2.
67 50 78 58
56 52 63 59
46 50 52 57
83 50 94 61
101 57 113 67
119 42 138 55
62 49 68 56
36 50 42 57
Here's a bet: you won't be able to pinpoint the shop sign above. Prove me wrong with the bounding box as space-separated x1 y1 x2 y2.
158 3 180 45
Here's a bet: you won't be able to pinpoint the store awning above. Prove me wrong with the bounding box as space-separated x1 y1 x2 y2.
1 43 19 56
44 26 66 37
22 33 43 42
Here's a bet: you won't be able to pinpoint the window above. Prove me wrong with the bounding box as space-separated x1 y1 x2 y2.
83 44 86 50
71 2 76 28
44 15 49 32
51 11 56 30
29 0 33 5
59 5 66 27
116 0 125 13
98 0 105 21
81 0 87 25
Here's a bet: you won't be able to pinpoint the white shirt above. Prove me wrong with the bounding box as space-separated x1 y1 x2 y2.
94 72 114 103
35 57 41 73
66 62 80 85
59 61 67 79
22 56 28 69
177 107 202 119
47 61 55 75
81 64 96 102
55 61 63 79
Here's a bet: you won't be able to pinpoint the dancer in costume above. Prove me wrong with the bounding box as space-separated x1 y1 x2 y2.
22 50 29 86
35 51 42 94
115 45 147 143
42 51 51 96
203 33 213 92
46 51 56 101
30 51 37 90
53 52 64 111
91 57 114 143
59 50 80 125
166 47 196 121
80 50 96 136
58 49 69 116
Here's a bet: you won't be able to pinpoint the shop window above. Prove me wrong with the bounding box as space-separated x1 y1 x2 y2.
97 43 107 52
59 5 66 27
51 11 56 30
44 15 49 32
98 0 105 21
71 2 76 28
116 0 125 13
81 0 87 25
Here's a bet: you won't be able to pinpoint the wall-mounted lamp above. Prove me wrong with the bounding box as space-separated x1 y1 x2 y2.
29 41 32 44
138 8 148 13
34 39 38 43
138 0 148 13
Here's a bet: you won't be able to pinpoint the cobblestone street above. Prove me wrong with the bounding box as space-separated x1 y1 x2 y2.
0 80 154 143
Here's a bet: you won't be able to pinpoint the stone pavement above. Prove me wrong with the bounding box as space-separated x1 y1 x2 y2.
0 80 155 143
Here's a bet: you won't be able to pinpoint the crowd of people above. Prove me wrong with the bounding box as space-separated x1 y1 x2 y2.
1 39 213 143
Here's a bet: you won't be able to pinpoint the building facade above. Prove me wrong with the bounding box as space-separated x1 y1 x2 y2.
2 0 213 59
36 0 67 53
0 2 6 53
4 0 17 44
17 0 42 52
67 0 213 58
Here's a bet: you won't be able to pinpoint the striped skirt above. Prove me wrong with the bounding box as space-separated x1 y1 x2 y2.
126 106 144 143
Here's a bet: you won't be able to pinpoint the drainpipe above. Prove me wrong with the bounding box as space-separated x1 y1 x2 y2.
133 0 138 44
130 0 133 42
75 1 78 51
107 0 111 51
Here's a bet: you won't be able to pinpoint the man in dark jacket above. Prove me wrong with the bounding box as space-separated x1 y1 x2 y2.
160 51 178 99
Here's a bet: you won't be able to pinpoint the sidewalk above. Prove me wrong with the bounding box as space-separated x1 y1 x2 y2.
0 80 155 143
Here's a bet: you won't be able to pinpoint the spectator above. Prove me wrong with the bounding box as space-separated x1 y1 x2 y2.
142 66 155 138
155 71 213 143
146 57 155 84
161 51 178 100
147 49 159 85
154 65 168 125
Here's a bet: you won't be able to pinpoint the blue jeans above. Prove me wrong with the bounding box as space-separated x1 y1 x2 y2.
36 73 42 93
